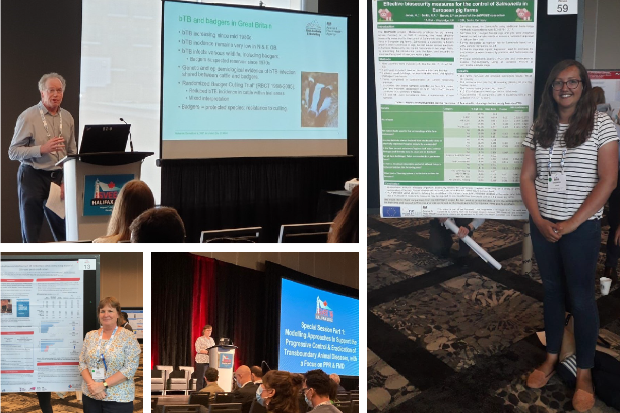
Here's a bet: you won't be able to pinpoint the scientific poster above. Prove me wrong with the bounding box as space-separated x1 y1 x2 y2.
1 260 84 392
372 0 537 219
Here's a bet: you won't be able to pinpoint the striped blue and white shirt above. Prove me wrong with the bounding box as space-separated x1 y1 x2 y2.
522 111 619 221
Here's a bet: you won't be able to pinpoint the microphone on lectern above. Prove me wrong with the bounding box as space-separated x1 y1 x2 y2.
119 118 134 152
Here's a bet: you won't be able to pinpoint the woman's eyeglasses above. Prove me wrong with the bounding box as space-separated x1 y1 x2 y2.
551 79 581 91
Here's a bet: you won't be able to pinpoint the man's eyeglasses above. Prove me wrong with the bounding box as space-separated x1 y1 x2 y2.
46 88 64 94
551 80 581 91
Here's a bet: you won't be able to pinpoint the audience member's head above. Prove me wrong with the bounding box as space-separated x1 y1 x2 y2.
260 370 303 413
329 373 340 385
205 367 219 383
121 311 129 323
592 86 606 105
98 180 154 242
129 207 185 243
251 365 264 383
234 365 252 387
303 369 333 407
328 185 359 243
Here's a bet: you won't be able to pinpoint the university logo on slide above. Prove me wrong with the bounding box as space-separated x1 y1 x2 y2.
306 20 321 37
315 296 333 322
219 353 233 368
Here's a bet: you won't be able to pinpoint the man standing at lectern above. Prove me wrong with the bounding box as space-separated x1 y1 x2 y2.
8 73 76 242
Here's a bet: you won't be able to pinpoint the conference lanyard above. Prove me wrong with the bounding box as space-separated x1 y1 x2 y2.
38 102 62 139
38 102 63 163
548 144 566 175
96 326 118 370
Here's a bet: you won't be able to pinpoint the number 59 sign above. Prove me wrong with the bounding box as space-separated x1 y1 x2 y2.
548 0 577 15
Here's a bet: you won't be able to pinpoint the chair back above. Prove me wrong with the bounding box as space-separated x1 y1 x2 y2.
351 399 359 413
167 369 190 391
213 392 234 403
189 391 211 408
278 222 333 243
156 365 174 382
161 405 202 413
200 227 262 243
208 403 242 413
333 400 351 413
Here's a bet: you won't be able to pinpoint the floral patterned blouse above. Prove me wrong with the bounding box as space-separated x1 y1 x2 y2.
195 335 215 364
79 327 141 402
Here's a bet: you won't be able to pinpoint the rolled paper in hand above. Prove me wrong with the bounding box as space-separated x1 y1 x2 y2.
443 218 502 270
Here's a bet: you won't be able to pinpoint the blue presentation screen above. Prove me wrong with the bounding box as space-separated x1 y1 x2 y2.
161 1 348 159
279 278 359 376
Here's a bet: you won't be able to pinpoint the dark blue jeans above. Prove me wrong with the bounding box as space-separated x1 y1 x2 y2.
82 395 133 413
17 164 65 243
605 170 620 268
530 216 600 369
195 362 209 390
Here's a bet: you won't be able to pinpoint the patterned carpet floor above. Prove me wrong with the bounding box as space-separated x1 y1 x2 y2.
368 216 620 413
0 343 143 412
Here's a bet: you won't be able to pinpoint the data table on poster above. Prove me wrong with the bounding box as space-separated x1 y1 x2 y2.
382 105 530 184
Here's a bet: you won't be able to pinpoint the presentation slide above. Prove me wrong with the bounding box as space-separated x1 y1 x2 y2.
373 0 537 220
1 260 86 392
279 278 359 376
161 1 348 158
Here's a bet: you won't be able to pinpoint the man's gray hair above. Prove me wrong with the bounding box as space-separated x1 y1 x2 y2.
38 73 66 92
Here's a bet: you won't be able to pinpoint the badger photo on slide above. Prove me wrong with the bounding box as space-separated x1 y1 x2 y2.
301 72 338 127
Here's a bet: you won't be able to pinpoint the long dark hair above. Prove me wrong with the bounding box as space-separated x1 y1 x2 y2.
328 185 359 243
263 370 303 413
533 59 595 148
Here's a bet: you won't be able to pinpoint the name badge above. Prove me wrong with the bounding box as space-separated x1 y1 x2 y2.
91 367 105 380
548 173 566 192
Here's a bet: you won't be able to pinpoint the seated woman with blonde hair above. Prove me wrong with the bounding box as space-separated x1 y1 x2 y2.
93 180 154 243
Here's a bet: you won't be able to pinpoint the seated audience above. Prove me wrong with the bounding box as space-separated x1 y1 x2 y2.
256 370 303 413
329 373 346 394
93 180 154 243
199 368 225 401
251 366 264 385
328 185 359 243
303 370 340 412
233 365 258 413
129 207 185 243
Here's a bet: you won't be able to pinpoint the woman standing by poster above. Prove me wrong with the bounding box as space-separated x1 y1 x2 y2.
79 297 141 412
520 60 619 411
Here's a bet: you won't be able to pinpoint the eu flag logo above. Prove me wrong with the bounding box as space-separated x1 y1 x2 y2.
382 206 401 217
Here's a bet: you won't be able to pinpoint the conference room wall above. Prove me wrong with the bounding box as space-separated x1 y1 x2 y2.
190 251 359 289
0 252 143 307
582 0 620 70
